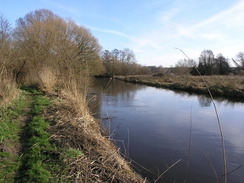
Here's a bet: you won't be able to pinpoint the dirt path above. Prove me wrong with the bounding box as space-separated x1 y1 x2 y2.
0 93 32 182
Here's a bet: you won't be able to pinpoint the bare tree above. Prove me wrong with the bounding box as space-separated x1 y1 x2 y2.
0 14 18 104
0 14 11 43
101 48 138 76
0 13 12 72
197 50 215 75
13 9 104 86
233 52 244 68
214 54 230 75
175 59 196 75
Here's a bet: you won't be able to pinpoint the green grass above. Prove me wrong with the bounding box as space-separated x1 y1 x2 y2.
17 87 74 183
17 88 53 183
63 148 84 158
1 86 86 182
0 91 30 182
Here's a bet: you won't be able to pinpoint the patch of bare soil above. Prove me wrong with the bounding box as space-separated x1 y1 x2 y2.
0 139 21 156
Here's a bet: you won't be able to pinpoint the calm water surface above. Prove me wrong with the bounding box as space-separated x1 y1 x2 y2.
91 78 244 183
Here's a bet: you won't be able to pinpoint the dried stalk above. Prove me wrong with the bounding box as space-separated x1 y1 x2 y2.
176 48 227 183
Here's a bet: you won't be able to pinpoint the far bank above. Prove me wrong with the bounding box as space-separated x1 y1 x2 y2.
115 75 244 101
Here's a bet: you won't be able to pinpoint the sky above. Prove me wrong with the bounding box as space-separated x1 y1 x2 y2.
0 0 243 67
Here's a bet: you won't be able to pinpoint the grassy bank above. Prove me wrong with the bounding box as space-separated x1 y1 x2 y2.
0 90 29 182
0 86 145 183
116 75 244 101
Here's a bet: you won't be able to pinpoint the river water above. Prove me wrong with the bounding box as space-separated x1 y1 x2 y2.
91 78 244 183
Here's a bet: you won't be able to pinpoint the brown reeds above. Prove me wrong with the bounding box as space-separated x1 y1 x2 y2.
0 67 19 106
45 98 145 183
38 66 58 93
153 159 182 183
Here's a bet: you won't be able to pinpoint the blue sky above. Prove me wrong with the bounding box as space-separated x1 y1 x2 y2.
1 0 243 66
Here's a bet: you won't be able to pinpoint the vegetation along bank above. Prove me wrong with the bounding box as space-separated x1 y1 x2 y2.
116 75 244 101
1 7 244 182
0 9 145 182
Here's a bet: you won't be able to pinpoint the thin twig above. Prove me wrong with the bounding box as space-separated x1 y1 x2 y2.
105 77 113 90
196 146 219 183
220 163 244 180
128 158 158 177
175 48 227 183
183 105 193 183
127 128 130 157
154 159 182 183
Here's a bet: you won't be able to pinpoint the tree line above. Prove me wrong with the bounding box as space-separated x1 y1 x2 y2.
101 48 150 76
174 50 244 76
1 8 243 99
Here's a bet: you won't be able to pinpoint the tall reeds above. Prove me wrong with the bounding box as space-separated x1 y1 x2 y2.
0 66 19 106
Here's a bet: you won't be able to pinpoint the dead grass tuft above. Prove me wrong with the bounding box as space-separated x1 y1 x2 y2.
38 66 58 93
0 68 19 106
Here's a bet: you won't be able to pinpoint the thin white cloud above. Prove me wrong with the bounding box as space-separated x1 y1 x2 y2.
39 0 79 14
176 0 244 39
194 0 244 29
129 0 244 66
200 32 227 40
89 26 137 42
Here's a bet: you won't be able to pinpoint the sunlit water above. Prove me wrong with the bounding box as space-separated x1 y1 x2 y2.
91 78 244 183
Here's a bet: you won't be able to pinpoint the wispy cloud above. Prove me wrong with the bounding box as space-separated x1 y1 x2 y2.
39 0 79 14
175 0 244 39
89 26 138 42
194 0 244 29
127 0 244 65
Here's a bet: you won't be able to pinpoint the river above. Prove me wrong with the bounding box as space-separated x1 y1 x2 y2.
91 78 244 183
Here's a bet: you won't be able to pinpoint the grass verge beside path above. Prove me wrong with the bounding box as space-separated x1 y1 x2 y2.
17 87 53 183
0 91 29 182
0 87 71 182
1 86 145 182
116 75 244 101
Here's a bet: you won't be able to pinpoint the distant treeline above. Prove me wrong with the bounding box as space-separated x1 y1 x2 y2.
101 49 151 76
147 50 244 76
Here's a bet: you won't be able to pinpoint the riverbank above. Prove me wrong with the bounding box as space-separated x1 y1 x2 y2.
116 75 244 101
0 86 145 183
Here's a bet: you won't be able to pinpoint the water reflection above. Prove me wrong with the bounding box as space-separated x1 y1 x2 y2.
91 78 244 183
198 95 212 107
91 78 146 117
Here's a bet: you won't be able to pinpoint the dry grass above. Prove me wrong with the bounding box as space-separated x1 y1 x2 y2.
45 98 145 183
38 66 58 93
0 68 19 106
37 65 146 182
118 75 244 100
59 75 90 116
121 75 244 90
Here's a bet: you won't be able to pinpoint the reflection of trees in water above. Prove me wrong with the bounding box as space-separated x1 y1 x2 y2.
90 78 146 118
197 96 212 107
91 78 244 115
170 89 243 107
94 78 145 100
